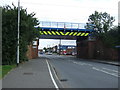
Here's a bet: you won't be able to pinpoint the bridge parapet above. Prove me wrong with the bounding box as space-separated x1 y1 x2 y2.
40 21 86 29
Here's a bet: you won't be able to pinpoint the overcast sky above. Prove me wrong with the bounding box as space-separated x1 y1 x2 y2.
1 0 119 49
118 1 120 25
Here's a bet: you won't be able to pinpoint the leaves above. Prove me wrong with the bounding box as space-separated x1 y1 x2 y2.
2 5 39 65
85 11 119 48
101 26 119 48
85 11 115 34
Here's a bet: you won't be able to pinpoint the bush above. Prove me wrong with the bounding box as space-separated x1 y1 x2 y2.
2 5 39 65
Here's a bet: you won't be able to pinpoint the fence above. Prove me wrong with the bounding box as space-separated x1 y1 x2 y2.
39 21 86 29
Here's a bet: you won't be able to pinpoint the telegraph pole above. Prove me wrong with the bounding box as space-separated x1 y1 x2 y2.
17 0 20 66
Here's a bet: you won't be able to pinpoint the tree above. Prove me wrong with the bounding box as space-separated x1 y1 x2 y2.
85 11 115 34
101 26 120 47
85 11 120 48
2 5 40 65
43 47 47 52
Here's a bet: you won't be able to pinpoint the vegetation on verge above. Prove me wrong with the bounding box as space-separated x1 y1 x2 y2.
0 66 2 79
2 4 40 65
0 65 16 79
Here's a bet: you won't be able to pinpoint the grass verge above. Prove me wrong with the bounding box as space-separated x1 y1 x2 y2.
0 65 16 79
0 65 1 79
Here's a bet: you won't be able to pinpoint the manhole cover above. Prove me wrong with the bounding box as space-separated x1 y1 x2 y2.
23 72 33 75
60 79 68 82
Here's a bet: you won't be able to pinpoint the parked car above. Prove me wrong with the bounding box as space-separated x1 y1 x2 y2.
39 52 43 54
72 52 77 56
46 52 52 55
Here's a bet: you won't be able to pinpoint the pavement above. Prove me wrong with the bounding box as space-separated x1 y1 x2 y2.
90 59 120 66
2 57 56 88
0 80 2 90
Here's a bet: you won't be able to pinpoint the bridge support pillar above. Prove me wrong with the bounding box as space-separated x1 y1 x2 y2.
76 36 96 59
88 41 96 59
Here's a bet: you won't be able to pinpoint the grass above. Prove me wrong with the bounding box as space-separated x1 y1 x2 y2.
0 65 16 79
0 65 1 79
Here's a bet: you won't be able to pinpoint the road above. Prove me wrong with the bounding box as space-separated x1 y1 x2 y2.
42 54 119 88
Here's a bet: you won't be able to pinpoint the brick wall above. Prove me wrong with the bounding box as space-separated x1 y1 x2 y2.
94 40 118 60
77 39 118 61
26 39 39 59
26 45 33 59
77 41 88 58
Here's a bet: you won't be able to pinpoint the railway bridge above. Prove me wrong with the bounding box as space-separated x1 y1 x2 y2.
34 21 95 58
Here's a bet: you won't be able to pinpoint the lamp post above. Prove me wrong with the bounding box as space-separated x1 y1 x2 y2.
17 0 20 66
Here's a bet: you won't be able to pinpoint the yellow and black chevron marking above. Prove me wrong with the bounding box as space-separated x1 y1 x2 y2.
39 31 89 36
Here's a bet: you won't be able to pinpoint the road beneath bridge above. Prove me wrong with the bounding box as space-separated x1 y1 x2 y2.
43 54 118 88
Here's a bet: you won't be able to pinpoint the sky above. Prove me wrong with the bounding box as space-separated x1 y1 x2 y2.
118 1 120 26
39 39 76 49
1 0 119 49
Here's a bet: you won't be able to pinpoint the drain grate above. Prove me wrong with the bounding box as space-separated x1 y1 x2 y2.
60 79 68 82
23 72 33 75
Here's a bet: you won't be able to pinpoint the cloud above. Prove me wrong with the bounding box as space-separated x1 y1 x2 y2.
19 0 118 25
118 1 120 26
1 0 118 25
2 0 118 48
39 39 76 49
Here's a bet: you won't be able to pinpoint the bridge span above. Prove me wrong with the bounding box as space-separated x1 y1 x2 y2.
37 21 94 39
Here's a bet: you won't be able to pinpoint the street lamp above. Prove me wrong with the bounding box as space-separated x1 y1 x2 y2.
17 0 20 66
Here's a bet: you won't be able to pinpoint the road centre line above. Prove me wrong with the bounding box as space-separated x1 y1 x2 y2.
46 60 59 90
87 64 93 66
92 67 119 77
73 61 93 66
73 61 83 65
73 61 119 77
102 68 118 73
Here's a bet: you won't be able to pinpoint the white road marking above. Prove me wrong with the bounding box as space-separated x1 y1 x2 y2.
73 61 93 66
51 65 64 88
73 61 77 64
73 61 119 77
46 60 59 90
73 61 83 65
92 67 119 77
87 64 93 66
102 68 118 73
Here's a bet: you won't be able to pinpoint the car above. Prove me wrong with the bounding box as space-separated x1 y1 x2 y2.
39 52 43 54
46 52 52 55
72 52 77 56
